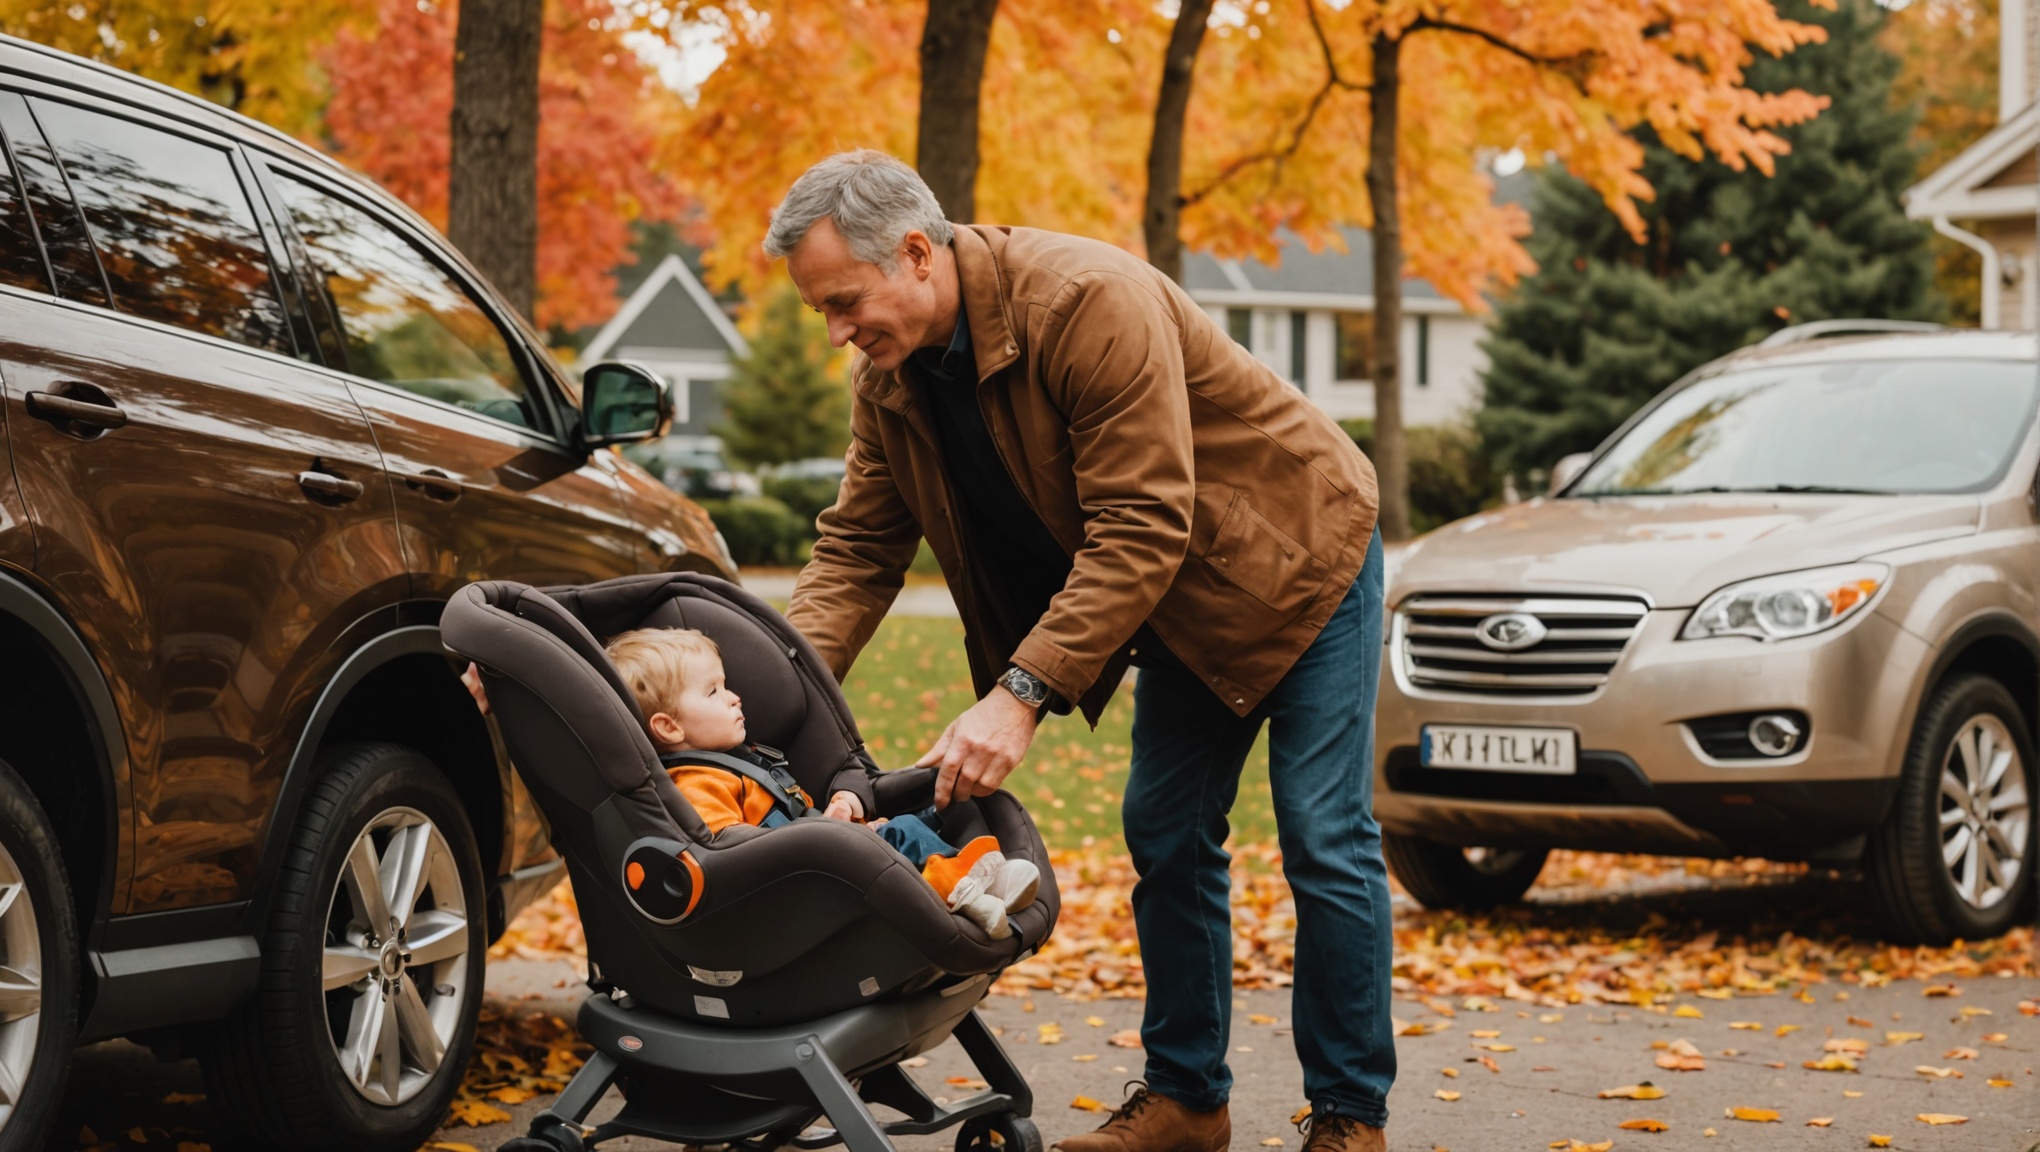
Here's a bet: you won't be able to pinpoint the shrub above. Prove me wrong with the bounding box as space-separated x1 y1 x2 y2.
761 474 841 530
699 496 809 567
1340 419 1500 534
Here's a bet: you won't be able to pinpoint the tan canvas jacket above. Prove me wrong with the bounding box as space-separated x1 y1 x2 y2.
785 224 1379 722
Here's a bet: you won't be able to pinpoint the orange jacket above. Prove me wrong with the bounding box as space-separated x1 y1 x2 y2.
666 763 814 835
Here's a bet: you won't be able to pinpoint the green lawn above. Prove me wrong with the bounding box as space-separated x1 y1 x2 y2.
836 614 1279 847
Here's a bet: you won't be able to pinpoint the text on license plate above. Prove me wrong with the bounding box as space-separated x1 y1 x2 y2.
1421 725 1577 774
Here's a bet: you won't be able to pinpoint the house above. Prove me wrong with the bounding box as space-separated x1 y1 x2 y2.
1903 0 2037 329
580 252 750 436
1183 228 1487 427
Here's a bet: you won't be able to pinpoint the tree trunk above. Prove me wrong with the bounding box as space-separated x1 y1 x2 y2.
449 0 544 320
1365 30 1410 542
1143 0 1217 282
916 0 1001 223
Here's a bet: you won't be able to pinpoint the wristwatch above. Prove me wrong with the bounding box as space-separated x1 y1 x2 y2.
997 665 1051 708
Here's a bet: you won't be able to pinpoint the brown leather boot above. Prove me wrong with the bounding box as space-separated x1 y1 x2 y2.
1296 1110 1384 1152
1050 1084 1230 1152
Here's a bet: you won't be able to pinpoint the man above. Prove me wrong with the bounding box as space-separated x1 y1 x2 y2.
772 151 1393 1152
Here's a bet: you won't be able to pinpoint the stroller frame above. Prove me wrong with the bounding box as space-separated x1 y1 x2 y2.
511 978 1037 1152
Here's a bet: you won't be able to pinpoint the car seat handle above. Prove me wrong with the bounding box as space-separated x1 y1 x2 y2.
622 836 702 924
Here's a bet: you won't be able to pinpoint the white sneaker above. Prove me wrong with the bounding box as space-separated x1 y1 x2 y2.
989 857 1039 914
957 892 1012 939
945 850 1006 912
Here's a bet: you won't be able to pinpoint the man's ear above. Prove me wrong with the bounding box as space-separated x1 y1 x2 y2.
647 711 686 747
900 230 934 280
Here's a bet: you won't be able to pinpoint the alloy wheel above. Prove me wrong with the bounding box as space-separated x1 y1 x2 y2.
0 840 39 1132
1463 847 1530 877
321 807 471 1105
1937 714 2032 911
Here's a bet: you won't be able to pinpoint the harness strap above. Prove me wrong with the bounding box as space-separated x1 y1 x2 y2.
660 747 815 823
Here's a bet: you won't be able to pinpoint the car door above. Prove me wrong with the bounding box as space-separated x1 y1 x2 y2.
257 164 647 596
0 87 408 914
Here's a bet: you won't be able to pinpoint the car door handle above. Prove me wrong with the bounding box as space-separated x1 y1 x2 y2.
26 389 127 430
297 470 365 503
400 469 464 501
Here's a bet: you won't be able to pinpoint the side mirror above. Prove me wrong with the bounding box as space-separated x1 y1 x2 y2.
580 360 672 449
1548 452 1592 496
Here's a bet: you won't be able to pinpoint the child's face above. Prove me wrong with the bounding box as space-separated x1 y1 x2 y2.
652 649 746 751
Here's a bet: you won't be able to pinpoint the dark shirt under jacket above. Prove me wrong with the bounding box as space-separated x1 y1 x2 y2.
906 309 1074 658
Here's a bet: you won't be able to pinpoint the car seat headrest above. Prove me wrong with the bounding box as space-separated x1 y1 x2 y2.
637 597 809 753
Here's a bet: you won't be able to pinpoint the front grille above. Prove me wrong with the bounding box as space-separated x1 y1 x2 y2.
1397 595 1649 696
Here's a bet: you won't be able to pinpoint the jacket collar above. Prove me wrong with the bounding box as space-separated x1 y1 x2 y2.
855 225 1021 415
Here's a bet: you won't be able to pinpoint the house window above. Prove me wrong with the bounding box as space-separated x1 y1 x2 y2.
1416 315 1430 387
1335 311 1373 381
1227 307 1251 347
1289 310 1307 384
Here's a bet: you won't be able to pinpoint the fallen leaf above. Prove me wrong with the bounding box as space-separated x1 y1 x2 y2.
1039 1023 1064 1045
1290 1106 1312 1125
1774 1024 1801 1037
446 1100 513 1128
1885 1031 1923 1045
1398 1021 1440 1037
1655 1038 1706 1071
1462 996 1496 1012
1675 1005 1705 1018
1825 1038 1870 1054
1472 1042 1516 1052
125 1130 144 1144
1915 1113 1968 1125
1540 1013 1564 1023
1440 1067 1459 1078
1533 1065 1556 1072
1988 1077 2014 1088
1867 1137 1892 1148
429 1145 483 1152
1726 1107 1780 1122
1765 1061 1787 1069
1922 984 1959 997
1471 1029 1502 1038
1108 1029 1142 1049
1913 1066 1960 1079
1958 1005 1992 1018
1729 1022 1763 1031
1844 1090 1864 1098
1070 1096 1107 1112
1599 1083 1667 1100
1943 1047 1977 1060
1260 1140 1284 1146
1249 1013 1278 1025
1084 1015 1106 1027
1618 1118 1669 1132
1479 1055 1501 1074
947 1077 990 1089
1807 1118 1833 1127
1804 1056 1859 1073
488 1086 537 1104
902 1057 930 1068
1847 1016 1875 1028
2016 999 2037 1017
1434 1090 1461 1102
176 1144 209 1152
1702 1128 1716 1138
1698 989 1734 1000
1983 1032 2010 1043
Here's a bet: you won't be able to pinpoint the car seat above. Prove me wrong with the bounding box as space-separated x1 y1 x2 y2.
440 572 1058 1152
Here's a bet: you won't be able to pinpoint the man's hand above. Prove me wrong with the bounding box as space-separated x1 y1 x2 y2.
917 686 1039 808
824 791 864 822
460 662 491 716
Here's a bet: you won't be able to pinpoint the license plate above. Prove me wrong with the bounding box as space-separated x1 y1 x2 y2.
1421 725 1577 774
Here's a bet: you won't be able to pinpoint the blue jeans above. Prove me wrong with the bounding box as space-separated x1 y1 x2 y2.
1123 529 1393 1127
877 811 951 868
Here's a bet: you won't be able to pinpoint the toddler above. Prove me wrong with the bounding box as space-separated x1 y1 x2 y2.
604 627 1039 938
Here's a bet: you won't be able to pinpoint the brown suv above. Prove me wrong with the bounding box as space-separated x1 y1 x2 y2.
0 35 730 1152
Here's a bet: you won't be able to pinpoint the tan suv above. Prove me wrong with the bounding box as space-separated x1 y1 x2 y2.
1376 325 2038 945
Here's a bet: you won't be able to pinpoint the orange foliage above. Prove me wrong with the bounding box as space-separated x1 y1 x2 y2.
1882 0 1998 173
665 0 1830 310
322 0 696 331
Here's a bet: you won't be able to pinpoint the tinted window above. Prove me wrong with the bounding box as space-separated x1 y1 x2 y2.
1573 358 2040 497
0 137 49 293
30 99 289 354
0 94 106 305
274 174 540 432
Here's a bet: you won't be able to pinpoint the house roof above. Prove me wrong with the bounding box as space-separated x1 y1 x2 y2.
582 253 750 362
1904 100 2040 222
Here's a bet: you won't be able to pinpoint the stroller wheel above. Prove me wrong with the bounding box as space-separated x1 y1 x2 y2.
957 1115 1042 1152
501 1122 588 1152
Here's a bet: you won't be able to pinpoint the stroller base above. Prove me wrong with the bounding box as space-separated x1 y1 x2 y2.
517 975 1032 1152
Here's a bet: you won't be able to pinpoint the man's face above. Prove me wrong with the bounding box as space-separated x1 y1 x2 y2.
786 217 945 372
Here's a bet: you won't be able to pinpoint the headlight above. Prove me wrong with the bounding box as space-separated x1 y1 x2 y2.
1680 563 1888 642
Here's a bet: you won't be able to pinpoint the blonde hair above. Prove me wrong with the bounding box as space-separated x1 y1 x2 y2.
605 627 721 722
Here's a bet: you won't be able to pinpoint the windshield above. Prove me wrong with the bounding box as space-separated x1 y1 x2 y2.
1571 358 2038 497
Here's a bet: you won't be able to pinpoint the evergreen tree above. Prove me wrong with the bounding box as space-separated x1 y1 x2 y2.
1477 0 1942 482
718 283 850 469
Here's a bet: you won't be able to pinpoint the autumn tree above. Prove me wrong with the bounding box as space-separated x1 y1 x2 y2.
450 0 545 320
918 0 1000 222
1143 0 1217 282
1882 0 1998 324
322 0 696 333
1477 0 1940 481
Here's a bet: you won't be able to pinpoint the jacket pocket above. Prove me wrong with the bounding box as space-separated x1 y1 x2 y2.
1202 489 1330 615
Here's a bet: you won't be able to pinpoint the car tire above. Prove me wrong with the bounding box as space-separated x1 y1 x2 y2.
0 758 78 1152
1866 675 2036 945
202 743 484 1152
1382 835 1548 911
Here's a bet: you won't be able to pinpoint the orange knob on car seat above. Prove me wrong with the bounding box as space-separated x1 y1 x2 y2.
627 861 645 890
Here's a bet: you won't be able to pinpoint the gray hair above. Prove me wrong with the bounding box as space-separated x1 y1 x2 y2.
763 150 954 272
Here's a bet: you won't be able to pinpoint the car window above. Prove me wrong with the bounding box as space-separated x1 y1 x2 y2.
0 93 107 306
272 174 543 433
29 98 290 354
1573 358 2040 497
0 136 50 293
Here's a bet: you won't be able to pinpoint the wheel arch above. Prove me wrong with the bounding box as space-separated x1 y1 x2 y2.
1922 613 2040 748
0 570 127 962
251 623 507 930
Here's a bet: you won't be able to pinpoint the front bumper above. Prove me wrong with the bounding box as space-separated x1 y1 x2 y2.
1374 607 1927 858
